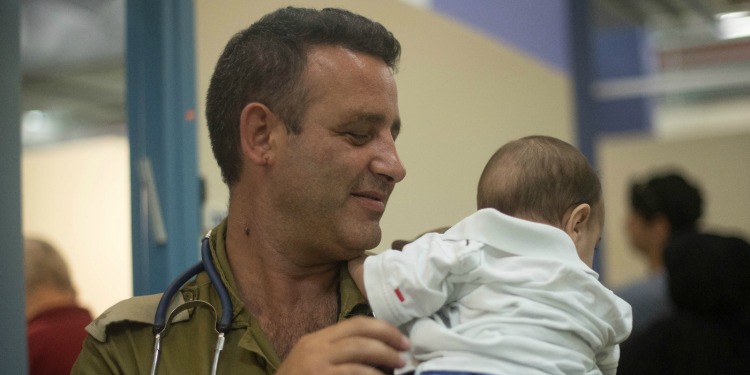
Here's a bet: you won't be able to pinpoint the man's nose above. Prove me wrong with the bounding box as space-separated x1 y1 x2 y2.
371 135 406 183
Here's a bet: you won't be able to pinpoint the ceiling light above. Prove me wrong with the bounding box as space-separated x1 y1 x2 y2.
716 11 750 40
22 110 58 145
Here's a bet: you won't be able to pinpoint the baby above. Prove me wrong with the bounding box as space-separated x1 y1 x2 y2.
349 135 632 375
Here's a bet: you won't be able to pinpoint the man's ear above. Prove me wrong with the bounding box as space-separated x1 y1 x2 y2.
239 102 280 165
564 203 591 241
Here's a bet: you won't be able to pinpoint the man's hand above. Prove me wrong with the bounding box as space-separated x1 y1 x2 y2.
276 316 410 374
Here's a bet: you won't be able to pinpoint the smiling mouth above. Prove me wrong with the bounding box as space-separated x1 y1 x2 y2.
351 191 388 213
353 193 383 201
352 189 388 202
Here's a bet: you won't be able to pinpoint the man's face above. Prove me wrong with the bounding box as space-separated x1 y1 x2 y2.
625 210 655 254
269 46 405 263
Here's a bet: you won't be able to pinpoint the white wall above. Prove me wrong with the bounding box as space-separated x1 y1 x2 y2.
656 96 750 139
598 131 750 288
22 135 132 316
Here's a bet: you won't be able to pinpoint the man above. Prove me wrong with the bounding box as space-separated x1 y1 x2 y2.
73 7 409 374
614 171 703 334
25 238 93 375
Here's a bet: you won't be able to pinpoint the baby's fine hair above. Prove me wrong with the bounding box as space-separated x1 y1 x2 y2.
477 135 601 227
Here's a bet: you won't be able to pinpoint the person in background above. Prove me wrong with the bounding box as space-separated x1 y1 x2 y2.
73 7 409 374
349 135 632 375
618 232 750 375
25 237 93 375
614 171 703 334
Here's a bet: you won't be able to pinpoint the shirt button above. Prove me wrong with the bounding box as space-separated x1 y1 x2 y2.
183 291 195 301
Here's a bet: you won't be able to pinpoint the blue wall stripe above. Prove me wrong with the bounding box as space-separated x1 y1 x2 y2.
594 26 654 134
432 0 570 74
568 0 605 273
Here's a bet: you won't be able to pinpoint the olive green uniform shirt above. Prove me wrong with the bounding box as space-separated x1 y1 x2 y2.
71 221 371 374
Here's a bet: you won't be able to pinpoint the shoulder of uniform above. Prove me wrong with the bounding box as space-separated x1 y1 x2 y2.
85 291 188 342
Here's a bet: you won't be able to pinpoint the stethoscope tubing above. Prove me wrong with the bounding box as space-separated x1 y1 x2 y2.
153 261 204 334
150 233 234 374
199 235 234 332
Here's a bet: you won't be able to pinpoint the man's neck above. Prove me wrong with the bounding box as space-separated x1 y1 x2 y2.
224 216 341 359
226 213 341 292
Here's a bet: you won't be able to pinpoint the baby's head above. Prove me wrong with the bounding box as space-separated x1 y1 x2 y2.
477 135 603 266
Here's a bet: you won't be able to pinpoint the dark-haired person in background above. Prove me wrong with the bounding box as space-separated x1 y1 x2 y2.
618 232 750 375
614 171 703 334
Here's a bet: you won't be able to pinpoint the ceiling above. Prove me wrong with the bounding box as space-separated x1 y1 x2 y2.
594 0 750 50
593 0 750 100
19 0 750 146
20 0 125 146
595 0 749 23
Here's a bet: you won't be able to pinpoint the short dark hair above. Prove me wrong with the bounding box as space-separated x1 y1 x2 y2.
206 7 402 185
477 135 601 226
629 172 703 233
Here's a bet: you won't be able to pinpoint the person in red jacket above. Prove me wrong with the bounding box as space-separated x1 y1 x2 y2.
24 237 93 375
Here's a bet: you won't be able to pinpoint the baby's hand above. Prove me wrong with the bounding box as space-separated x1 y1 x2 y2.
347 254 368 299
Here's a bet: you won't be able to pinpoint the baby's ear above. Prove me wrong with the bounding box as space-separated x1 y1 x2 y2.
564 203 591 240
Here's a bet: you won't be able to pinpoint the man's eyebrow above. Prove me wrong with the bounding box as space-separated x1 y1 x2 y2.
354 112 386 124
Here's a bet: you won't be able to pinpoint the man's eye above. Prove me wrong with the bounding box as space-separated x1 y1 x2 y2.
348 133 370 144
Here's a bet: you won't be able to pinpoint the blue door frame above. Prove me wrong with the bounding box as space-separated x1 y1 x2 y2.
0 1 28 372
127 0 200 296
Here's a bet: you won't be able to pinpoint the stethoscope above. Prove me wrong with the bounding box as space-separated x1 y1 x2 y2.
150 232 234 375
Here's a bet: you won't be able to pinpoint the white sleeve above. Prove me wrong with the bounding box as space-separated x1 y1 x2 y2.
596 344 620 375
363 234 482 326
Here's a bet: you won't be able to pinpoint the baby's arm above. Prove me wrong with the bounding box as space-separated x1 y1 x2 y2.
348 254 368 299
362 234 482 326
